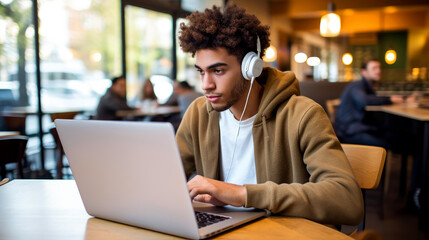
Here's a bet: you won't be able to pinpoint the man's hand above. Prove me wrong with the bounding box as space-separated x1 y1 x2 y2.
187 175 247 207
390 95 405 104
405 95 417 103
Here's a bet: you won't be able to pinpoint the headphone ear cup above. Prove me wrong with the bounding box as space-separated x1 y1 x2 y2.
241 52 263 80
251 57 263 79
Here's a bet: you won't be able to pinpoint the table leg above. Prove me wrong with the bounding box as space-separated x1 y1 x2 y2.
419 121 429 231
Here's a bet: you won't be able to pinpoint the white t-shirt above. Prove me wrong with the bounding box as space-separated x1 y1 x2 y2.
219 109 257 185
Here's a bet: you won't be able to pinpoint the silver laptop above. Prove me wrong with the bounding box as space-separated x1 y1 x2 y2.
55 119 266 239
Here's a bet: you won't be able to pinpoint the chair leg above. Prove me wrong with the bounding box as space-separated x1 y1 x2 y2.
378 167 385 220
0 165 6 179
384 151 393 196
399 154 408 197
358 190 366 232
357 218 365 232
17 156 24 179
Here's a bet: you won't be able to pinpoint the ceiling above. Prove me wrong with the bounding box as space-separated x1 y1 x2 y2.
269 0 429 35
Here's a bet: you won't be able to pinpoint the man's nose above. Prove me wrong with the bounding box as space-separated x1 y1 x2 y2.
201 74 215 91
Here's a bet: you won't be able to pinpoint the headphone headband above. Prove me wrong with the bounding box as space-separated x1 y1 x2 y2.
257 36 261 58
241 35 263 81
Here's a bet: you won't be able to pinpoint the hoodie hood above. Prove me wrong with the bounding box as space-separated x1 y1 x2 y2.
254 67 300 124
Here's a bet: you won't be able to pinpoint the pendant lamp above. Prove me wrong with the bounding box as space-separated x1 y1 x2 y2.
320 2 341 37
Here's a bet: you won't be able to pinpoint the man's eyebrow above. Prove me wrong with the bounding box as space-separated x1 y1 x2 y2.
194 62 228 70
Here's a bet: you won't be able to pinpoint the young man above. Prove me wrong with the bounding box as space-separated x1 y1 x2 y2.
334 59 407 148
95 76 134 120
177 4 363 226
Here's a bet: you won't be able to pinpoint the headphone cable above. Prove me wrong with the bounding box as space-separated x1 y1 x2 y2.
224 77 255 183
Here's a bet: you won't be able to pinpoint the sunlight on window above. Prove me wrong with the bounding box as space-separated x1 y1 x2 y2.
151 75 173 104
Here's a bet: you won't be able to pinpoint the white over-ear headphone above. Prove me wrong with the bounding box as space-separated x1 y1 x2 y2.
241 36 263 81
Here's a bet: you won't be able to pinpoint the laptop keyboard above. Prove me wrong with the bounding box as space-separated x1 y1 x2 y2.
195 211 230 228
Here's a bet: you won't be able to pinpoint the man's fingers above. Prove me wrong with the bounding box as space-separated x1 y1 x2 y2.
187 175 245 207
193 194 210 203
208 197 226 206
187 175 214 196
189 187 202 200
189 185 211 200
193 194 226 206
187 175 204 191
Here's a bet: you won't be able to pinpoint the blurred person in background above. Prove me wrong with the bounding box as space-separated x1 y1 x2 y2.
95 76 134 120
334 58 414 148
134 78 158 112
161 80 202 130
172 81 202 117
140 78 157 101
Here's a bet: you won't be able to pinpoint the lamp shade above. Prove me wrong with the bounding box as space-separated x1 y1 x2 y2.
320 13 341 37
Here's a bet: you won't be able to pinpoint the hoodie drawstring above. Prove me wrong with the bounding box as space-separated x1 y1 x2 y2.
262 114 270 163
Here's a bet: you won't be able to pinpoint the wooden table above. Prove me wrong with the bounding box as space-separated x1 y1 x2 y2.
367 103 429 230
1 106 88 115
0 131 20 138
0 180 353 240
116 106 181 118
366 103 429 121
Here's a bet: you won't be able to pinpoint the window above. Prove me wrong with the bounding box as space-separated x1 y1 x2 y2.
38 0 121 111
0 0 35 109
125 6 173 104
176 18 200 91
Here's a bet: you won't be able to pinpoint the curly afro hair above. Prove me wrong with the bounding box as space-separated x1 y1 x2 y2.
179 4 270 63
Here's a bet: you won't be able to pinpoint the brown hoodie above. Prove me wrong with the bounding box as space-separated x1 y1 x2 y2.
176 67 364 226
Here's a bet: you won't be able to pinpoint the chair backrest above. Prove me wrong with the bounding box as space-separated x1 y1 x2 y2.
50 111 80 122
49 112 79 179
2 114 27 135
0 135 29 179
299 81 349 111
325 98 341 124
49 112 80 151
50 127 63 152
341 143 386 189
50 127 66 179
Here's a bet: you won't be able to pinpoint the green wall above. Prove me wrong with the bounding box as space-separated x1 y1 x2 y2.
350 31 408 82
378 31 407 70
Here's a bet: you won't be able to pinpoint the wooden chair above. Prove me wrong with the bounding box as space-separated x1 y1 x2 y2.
334 101 407 199
0 136 29 179
350 229 383 240
2 114 27 135
341 143 386 231
325 98 341 124
49 111 80 179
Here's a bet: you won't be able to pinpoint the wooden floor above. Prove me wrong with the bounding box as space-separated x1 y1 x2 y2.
24 149 429 239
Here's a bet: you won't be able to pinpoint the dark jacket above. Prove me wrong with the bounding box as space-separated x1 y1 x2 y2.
334 78 391 138
95 88 132 120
